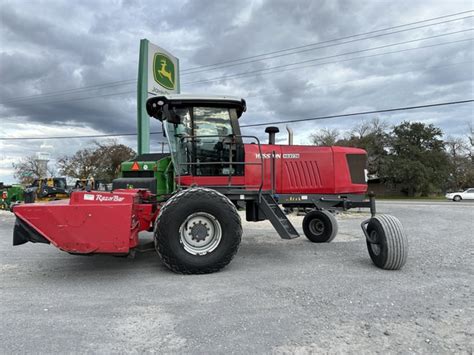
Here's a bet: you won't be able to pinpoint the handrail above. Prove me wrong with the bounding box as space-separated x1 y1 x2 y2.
175 134 265 197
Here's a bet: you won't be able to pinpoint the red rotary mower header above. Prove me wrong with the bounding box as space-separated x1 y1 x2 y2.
14 190 157 254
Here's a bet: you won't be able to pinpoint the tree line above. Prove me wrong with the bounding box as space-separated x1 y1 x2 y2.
13 141 135 184
310 119 474 196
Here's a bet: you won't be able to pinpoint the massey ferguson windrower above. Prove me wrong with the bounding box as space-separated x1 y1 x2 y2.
12 95 408 274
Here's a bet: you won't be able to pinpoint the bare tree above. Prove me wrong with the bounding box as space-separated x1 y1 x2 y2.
467 122 473 161
57 147 99 179
310 128 340 146
12 155 47 184
344 118 388 140
445 135 474 190
445 136 467 158
350 120 371 139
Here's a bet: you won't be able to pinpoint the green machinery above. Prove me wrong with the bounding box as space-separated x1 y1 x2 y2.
115 153 174 200
0 183 24 210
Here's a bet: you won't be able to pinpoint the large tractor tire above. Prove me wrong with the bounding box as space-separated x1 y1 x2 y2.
154 187 242 274
365 214 408 270
302 210 338 243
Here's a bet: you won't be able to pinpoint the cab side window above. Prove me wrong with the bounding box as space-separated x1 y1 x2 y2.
192 107 236 176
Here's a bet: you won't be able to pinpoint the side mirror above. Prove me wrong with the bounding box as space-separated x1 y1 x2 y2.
163 104 181 124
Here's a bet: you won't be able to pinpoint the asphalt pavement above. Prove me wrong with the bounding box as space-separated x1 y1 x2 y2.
0 200 473 354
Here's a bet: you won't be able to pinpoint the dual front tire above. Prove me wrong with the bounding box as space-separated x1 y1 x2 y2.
303 209 407 270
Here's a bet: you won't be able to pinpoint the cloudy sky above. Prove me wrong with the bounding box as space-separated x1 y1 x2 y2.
0 0 473 183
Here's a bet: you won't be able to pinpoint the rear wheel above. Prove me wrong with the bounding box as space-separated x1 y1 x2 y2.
302 210 338 243
365 214 408 270
154 187 242 274
453 195 462 201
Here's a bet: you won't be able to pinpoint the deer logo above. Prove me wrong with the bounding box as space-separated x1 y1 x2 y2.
153 53 176 90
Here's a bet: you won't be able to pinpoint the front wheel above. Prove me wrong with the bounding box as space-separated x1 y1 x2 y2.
154 187 242 274
364 214 408 270
302 210 338 243
453 195 462 202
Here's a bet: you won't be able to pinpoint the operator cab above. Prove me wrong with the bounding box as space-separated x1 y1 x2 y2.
147 95 247 176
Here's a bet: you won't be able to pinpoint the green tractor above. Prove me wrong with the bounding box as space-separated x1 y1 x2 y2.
114 153 175 201
0 183 24 211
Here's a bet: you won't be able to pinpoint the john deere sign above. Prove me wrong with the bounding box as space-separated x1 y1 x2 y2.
153 53 176 90
137 39 180 154
145 41 179 95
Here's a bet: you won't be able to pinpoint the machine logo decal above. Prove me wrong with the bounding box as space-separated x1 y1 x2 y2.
153 53 176 90
83 194 125 202
256 153 300 159
95 195 125 202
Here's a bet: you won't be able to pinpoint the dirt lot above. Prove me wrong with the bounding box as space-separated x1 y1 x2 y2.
0 200 472 354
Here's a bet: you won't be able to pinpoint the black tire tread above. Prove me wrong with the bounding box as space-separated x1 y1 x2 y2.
155 187 242 274
302 210 338 243
368 214 407 270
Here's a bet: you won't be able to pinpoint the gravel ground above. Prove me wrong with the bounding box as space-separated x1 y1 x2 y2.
0 200 473 354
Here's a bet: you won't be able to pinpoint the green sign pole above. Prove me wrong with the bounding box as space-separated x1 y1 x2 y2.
137 39 149 155
176 57 181 94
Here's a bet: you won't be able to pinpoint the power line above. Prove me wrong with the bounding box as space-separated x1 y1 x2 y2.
6 35 472 108
244 60 474 100
181 15 473 76
2 99 472 140
182 30 474 86
0 79 138 104
3 90 136 107
2 10 472 104
0 131 164 141
183 10 474 71
3 58 471 126
241 99 474 128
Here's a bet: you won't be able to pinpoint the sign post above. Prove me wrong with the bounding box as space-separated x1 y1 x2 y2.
137 39 180 154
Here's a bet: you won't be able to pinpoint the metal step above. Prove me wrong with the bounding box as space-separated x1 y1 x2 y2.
259 194 300 239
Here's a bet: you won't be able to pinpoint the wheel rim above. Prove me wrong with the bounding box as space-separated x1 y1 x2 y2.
309 218 325 236
369 230 381 255
179 212 222 256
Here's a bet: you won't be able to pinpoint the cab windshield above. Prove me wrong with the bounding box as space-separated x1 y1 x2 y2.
164 106 240 176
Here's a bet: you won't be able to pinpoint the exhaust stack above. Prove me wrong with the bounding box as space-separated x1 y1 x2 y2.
265 126 279 145
286 125 293 145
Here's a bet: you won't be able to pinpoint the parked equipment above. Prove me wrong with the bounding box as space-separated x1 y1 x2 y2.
23 178 69 203
0 183 24 210
12 95 408 273
73 178 110 192
115 153 174 201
